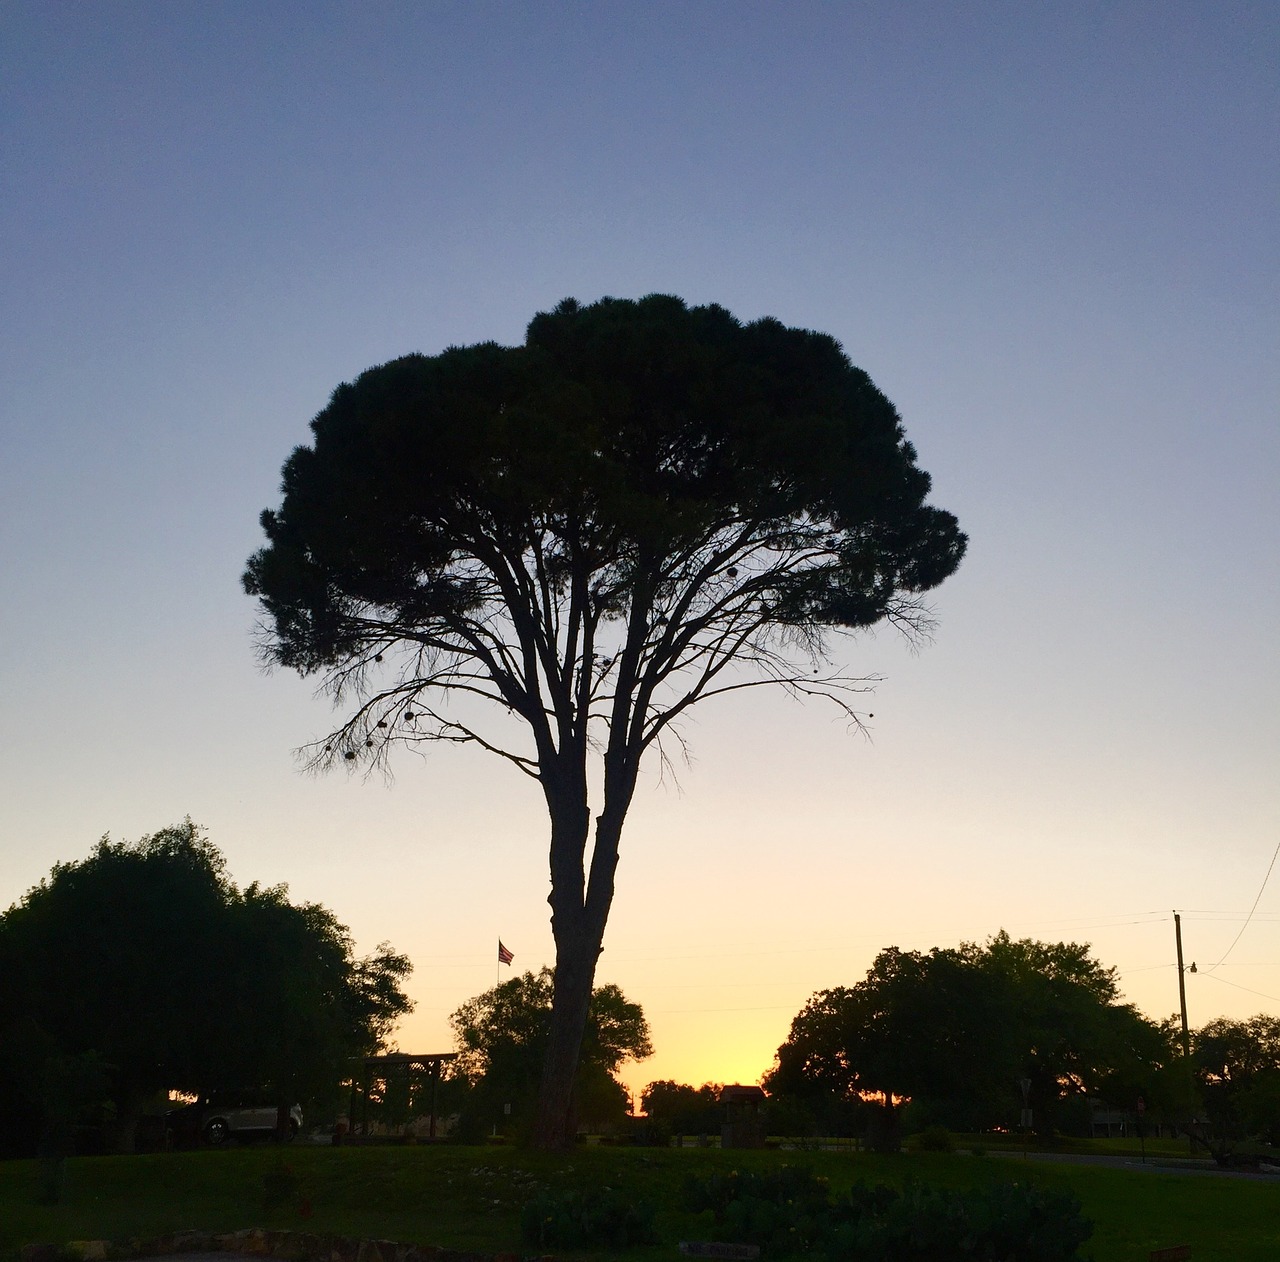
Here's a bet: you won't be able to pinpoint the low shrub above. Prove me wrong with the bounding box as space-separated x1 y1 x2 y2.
682 1164 833 1220
520 1186 658 1249
911 1125 955 1153
683 1165 840 1254
682 1165 1093 1260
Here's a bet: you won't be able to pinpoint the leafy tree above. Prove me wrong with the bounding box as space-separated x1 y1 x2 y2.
449 967 650 1136
211 880 413 1120
575 1067 633 1133
766 934 1169 1143
0 821 411 1151
244 294 966 1146
766 945 1014 1148
1191 1015 1280 1155
979 932 1170 1133
0 1017 113 1166
640 1079 722 1135
0 821 232 1147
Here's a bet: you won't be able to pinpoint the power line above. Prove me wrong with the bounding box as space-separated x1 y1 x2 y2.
1203 836 1280 972
1196 970 1280 1005
1180 909 1280 916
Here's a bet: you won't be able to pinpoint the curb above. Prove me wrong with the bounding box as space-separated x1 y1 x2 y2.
18 1230 558 1262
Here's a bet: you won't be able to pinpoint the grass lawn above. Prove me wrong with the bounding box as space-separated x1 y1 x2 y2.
2 1142 1276 1261
948 1133 1194 1160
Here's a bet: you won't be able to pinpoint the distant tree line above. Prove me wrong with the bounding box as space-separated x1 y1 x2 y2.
635 935 1280 1164
442 936 1280 1163
762 933 1167 1149
758 932 1280 1161
0 821 411 1156
7 828 1276 1166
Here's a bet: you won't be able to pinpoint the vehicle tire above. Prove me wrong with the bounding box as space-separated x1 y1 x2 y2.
204 1117 231 1146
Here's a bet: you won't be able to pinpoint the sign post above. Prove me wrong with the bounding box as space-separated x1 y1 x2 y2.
1018 1077 1032 1158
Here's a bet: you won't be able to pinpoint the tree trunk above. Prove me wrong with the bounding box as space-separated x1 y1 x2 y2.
533 798 623 1149
534 927 600 1148
531 674 635 1150
867 1098 901 1153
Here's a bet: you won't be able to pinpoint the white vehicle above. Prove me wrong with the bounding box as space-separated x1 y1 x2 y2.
168 1090 302 1145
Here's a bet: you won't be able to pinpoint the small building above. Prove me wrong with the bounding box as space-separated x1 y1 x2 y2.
720 1084 767 1149
1089 1104 1130 1139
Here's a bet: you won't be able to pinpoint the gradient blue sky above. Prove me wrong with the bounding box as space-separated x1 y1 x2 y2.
2 1 1277 1101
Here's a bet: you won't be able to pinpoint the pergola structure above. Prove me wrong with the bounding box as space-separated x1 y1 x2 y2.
348 1051 458 1139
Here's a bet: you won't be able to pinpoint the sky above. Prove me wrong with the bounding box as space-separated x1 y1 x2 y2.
1 1 1277 1107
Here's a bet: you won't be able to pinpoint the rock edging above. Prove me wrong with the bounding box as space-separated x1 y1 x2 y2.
18 1228 557 1262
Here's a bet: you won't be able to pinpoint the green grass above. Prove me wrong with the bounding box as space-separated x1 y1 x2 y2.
2 1143 1276 1261
951 1132 1194 1160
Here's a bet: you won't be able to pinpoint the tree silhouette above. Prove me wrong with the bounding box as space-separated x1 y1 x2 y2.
244 294 966 1146
640 1079 722 1136
449 967 650 1137
0 822 411 1151
767 934 1170 1142
1191 1015 1280 1157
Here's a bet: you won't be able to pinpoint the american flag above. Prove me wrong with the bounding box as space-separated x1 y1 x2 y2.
497 940 514 965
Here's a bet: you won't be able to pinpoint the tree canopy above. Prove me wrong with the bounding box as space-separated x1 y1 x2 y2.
640 1079 722 1135
449 967 651 1136
766 933 1170 1144
245 294 966 1145
0 821 411 1153
1191 1014 1280 1152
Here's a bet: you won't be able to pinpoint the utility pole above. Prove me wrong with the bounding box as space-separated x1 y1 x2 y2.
1174 910 1198 1156
1174 911 1190 1058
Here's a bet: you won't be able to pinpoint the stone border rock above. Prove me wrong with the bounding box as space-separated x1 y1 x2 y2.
18 1229 558 1262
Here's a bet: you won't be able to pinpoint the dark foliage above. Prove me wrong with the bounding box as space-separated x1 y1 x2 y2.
683 1165 1093 1261
0 822 411 1154
449 968 650 1137
766 932 1171 1139
640 1079 723 1135
911 1125 956 1153
1187 1014 1280 1160
520 1185 658 1249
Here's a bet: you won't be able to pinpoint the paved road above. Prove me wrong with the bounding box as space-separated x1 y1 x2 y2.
988 1149 1280 1181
